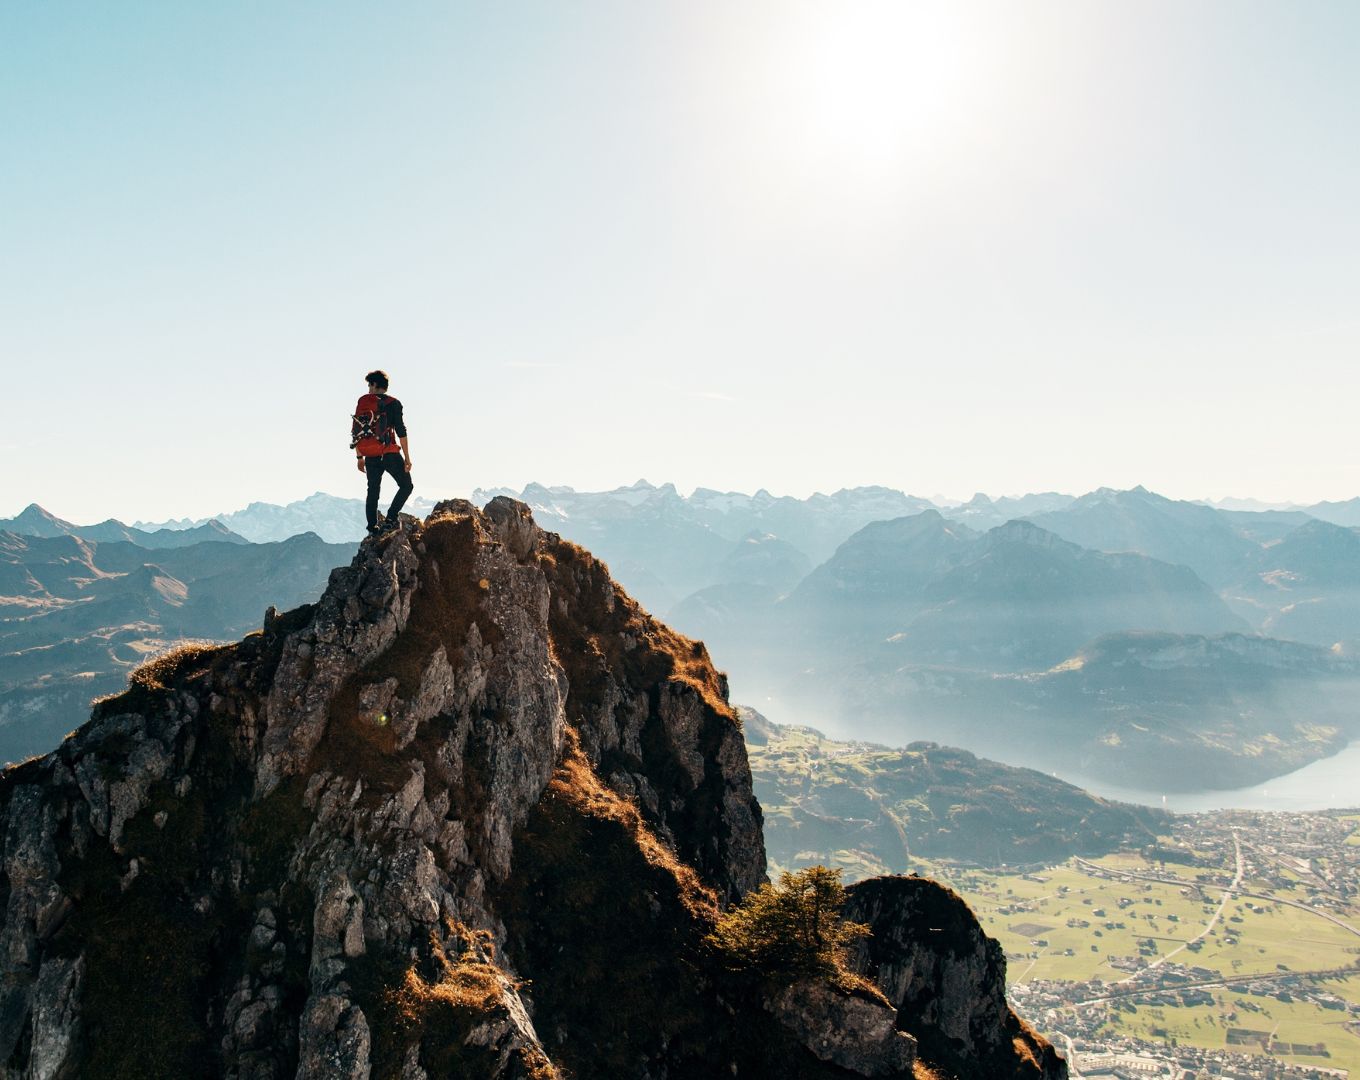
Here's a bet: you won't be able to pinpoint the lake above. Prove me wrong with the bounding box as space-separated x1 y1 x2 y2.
1058 741 1360 813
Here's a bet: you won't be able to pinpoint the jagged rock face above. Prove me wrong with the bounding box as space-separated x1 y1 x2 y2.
0 500 765 1079
845 877 1067 1080
765 980 916 1076
0 498 1056 1080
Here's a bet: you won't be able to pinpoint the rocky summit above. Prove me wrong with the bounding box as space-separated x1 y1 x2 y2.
0 498 1063 1080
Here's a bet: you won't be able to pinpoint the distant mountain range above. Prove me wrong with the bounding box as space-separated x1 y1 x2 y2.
658 488 1360 790
133 492 441 544
773 511 1247 668
1199 495 1360 523
1303 497 1360 528
470 481 939 611
1 504 247 547
1025 486 1259 588
0 528 351 764
113 480 1358 616
935 491 1077 531
8 481 1360 791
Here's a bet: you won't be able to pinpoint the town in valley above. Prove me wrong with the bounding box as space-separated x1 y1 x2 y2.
921 809 1360 1079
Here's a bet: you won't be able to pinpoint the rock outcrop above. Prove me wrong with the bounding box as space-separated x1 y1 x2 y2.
846 876 1066 1079
0 498 1062 1079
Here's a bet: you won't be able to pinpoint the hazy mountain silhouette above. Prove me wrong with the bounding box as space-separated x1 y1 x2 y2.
134 492 440 544
782 510 979 643
475 481 940 610
1226 518 1360 650
1 503 246 548
683 512 1245 679
1304 496 1360 527
1217 507 1316 544
903 520 1246 669
666 509 1360 790
713 531 812 592
1023 486 1259 587
937 491 1075 531
0 529 352 764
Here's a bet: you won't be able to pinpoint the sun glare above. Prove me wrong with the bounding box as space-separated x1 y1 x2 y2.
759 2 992 189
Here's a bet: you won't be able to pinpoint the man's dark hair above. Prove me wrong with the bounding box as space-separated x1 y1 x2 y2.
365 369 390 390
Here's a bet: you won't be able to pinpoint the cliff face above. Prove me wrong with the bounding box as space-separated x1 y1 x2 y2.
0 499 1061 1080
846 878 1065 1080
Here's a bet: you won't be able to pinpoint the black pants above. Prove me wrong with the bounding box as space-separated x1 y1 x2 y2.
365 453 413 528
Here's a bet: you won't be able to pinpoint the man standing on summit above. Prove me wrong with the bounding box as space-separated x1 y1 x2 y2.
352 370 414 535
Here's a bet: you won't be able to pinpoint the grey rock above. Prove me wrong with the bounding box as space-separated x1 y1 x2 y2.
767 978 915 1076
298 994 370 1080
28 955 84 1080
846 876 1067 1078
484 496 539 562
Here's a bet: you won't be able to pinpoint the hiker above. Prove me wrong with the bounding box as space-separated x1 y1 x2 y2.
351 370 414 535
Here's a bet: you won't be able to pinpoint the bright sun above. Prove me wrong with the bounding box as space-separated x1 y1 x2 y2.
758 2 990 187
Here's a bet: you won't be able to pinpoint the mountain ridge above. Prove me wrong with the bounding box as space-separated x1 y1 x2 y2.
0 499 1062 1079
1 504 248 548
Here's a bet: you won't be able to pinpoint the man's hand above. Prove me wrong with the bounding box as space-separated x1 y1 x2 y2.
356 458 366 474
404 458 414 473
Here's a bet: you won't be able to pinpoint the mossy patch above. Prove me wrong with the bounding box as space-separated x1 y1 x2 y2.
540 537 735 725
500 729 858 1078
498 729 716 1075
237 776 313 886
553 728 718 921
535 536 759 898
91 640 235 720
311 514 501 798
311 676 410 795
353 920 558 1080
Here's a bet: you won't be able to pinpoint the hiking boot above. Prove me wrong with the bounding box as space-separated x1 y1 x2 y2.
378 517 401 534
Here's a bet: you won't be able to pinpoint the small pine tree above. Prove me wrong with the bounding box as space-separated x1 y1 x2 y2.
707 866 870 981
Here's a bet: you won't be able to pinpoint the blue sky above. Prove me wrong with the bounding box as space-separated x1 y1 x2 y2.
4 1 1358 522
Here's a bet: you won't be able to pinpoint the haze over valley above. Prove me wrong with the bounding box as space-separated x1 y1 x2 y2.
483 482 1360 792
8 481 1360 798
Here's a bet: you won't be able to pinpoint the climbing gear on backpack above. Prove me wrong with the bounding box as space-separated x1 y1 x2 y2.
350 393 398 456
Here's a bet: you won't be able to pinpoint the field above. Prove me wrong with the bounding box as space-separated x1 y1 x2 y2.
1110 981 1360 1069
932 860 1360 985
919 833 1360 1077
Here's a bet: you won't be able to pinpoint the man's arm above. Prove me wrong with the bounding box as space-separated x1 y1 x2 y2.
391 400 412 471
